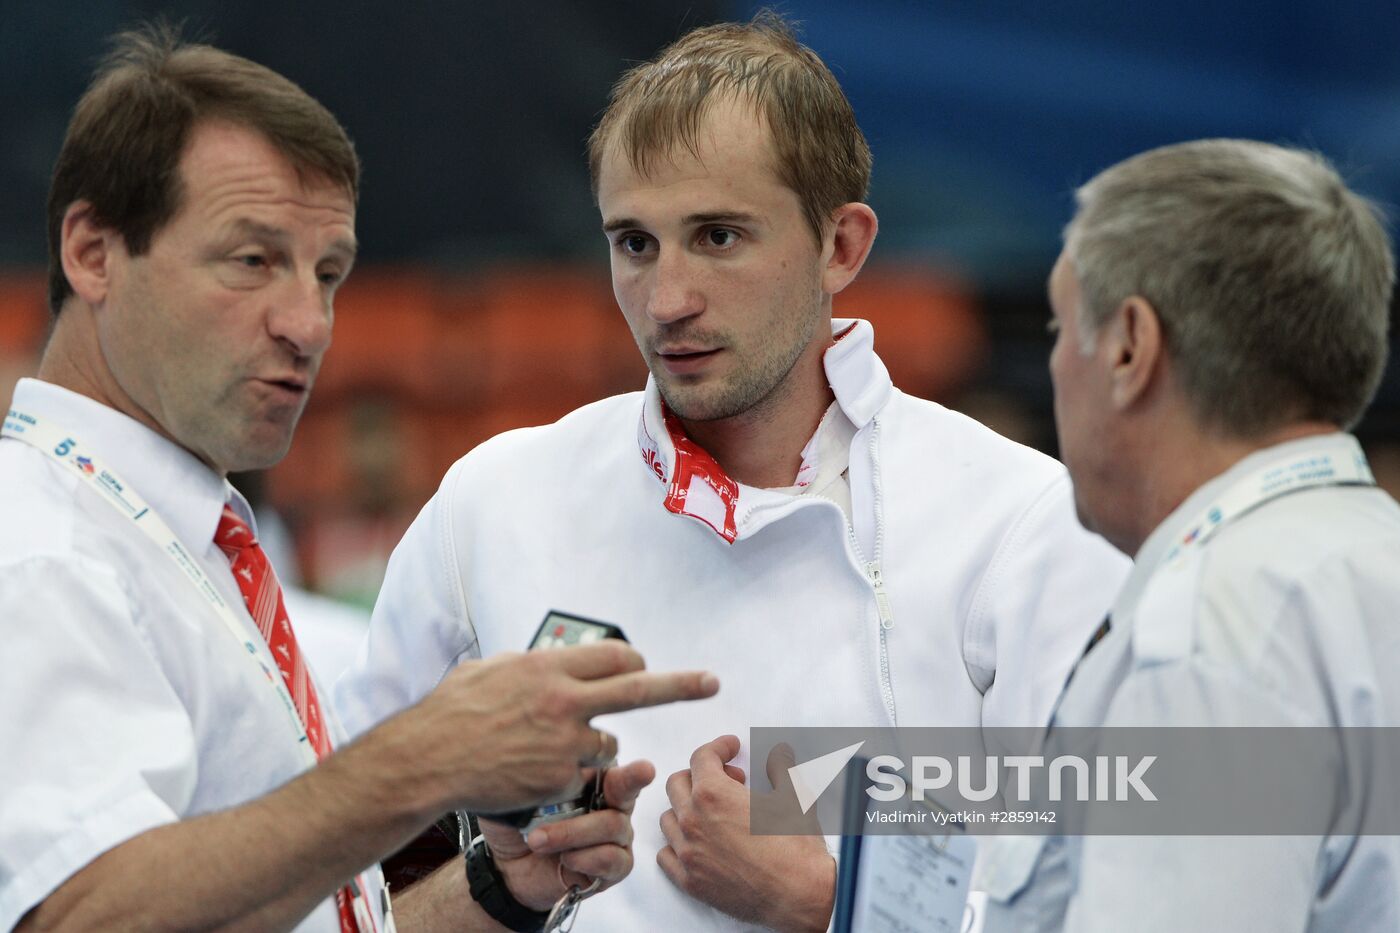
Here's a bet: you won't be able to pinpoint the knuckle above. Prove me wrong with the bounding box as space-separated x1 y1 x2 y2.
676 810 703 839
488 651 525 678
516 649 552 678
692 784 721 810
609 640 638 670
532 685 576 722
677 844 706 874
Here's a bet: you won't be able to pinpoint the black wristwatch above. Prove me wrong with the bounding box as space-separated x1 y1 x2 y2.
459 811 553 933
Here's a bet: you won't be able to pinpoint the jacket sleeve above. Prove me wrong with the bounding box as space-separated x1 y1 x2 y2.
968 473 1130 728
333 458 481 738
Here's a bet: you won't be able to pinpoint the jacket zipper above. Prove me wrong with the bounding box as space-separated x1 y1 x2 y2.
738 417 899 725
847 419 897 725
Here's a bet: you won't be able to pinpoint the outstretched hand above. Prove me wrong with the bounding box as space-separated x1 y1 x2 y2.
384 642 717 816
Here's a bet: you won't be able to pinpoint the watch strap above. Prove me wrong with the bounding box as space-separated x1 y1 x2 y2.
459 811 553 933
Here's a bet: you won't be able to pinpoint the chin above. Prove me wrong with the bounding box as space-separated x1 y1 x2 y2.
657 383 715 421
222 434 297 475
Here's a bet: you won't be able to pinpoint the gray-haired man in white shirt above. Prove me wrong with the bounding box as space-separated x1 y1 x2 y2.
982 139 1400 930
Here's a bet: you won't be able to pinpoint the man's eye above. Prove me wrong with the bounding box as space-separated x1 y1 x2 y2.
235 254 268 269
620 235 650 256
705 228 738 248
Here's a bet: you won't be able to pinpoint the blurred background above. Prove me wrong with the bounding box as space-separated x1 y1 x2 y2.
5 1 1400 672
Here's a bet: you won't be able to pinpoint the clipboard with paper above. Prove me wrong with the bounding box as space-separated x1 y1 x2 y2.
833 757 978 933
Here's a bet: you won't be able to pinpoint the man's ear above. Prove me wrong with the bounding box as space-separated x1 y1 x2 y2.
1104 295 1164 411
821 202 878 295
59 201 120 309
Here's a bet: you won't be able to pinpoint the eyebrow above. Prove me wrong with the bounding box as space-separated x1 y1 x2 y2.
683 211 759 226
601 217 639 234
601 211 761 233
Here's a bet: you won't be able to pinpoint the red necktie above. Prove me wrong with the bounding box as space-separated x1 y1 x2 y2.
216 505 365 933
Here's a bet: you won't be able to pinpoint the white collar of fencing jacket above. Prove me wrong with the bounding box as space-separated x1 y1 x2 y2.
635 318 891 543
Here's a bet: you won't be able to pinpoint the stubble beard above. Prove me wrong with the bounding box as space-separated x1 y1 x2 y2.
655 306 822 424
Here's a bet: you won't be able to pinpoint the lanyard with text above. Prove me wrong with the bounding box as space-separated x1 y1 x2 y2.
1161 436 1375 568
3 405 315 757
4 405 395 932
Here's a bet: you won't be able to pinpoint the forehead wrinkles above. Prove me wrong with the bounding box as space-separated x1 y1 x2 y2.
192 167 355 228
181 131 352 220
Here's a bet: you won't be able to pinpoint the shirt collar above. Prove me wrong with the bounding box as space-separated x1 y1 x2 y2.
1112 431 1366 621
636 318 890 543
823 318 891 428
788 401 856 495
10 377 237 552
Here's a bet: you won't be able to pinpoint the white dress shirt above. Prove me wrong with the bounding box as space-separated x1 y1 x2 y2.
981 433 1400 932
0 378 369 932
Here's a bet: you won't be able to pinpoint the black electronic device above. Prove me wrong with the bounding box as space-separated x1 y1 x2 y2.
527 610 627 651
493 610 627 833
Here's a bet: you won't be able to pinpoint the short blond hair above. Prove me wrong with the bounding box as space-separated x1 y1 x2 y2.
587 10 870 242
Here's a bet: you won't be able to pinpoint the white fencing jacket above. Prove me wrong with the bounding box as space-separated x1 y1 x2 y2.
336 319 1129 931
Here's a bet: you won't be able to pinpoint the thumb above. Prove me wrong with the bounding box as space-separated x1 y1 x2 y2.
766 742 798 792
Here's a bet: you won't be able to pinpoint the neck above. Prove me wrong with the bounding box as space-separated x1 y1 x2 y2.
1119 418 1338 556
679 340 835 489
37 305 214 473
38 305 121 412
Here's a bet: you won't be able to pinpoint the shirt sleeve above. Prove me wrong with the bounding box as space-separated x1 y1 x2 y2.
0 555 198 930
333 460 481 738
973 474 1130 728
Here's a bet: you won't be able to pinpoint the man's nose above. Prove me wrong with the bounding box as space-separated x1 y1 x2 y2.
646 248 705 324
269 273 333 358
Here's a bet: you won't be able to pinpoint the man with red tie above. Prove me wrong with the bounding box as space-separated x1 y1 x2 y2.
0 26 717 932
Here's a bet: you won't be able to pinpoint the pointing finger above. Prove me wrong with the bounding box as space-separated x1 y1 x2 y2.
578 670 719 717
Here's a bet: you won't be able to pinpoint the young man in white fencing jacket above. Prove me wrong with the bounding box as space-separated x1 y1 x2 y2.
338 15 1128 932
